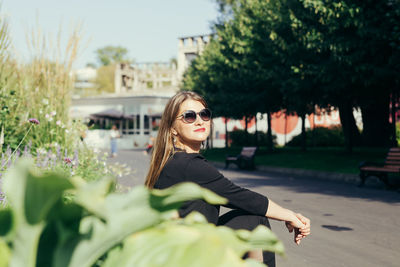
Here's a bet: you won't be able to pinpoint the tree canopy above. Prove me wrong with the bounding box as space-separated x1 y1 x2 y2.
183 0 400 149
95 45 131 66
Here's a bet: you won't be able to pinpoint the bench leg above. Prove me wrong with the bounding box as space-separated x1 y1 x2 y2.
225 161 229 169
238 159 246 170
359 172 367 187
379 174 391 189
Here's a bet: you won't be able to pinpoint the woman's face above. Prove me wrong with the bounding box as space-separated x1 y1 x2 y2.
172 99 211 150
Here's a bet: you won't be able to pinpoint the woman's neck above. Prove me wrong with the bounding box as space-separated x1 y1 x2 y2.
175 141 201 153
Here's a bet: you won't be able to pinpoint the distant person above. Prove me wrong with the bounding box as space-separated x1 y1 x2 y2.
145 135 155 155
145 91 311 265
110 125 120 157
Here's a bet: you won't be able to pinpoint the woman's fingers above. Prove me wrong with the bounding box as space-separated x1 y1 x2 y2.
296 213 311 228
294 228 302 245
285 221 294 233
296 213 311 236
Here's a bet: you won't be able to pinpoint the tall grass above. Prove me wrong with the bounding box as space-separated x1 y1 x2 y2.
0 14 84 153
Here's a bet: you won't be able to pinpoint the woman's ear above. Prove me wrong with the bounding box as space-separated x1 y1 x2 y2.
171 129 178 136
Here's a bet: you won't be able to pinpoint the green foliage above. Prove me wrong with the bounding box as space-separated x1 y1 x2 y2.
0 160 284 267
287 126 344 147
203 146 387 174
186 0 400 149
397 122 400 144
95 46 131 66
230 130 277 147
0 13 83 155
0 12 112 186
93 64 116 93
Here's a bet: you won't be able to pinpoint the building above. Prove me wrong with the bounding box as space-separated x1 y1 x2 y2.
114 62 178 95
71 34 351 150
71 95 169 148
71 35 210 150
73 66 97 96
177 35 212 82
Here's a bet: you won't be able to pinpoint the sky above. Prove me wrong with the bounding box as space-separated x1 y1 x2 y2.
1 0 219 69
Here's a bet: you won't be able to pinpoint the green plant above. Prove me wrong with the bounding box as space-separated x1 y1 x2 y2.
230 130 277 147
0 160 284 267
287 126 344 147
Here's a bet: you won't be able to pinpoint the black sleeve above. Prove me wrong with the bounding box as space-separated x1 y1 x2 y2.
184 155 269 216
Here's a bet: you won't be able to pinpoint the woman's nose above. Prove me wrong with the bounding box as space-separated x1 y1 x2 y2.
194 115 203 125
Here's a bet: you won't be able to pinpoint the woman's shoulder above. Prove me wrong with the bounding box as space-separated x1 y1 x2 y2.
169 152 209 171
173 151 205 160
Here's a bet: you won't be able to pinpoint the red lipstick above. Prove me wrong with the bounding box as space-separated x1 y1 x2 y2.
194 128 206 132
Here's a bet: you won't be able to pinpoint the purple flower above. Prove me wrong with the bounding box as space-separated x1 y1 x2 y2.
28 118 40 125
56 146 61 160
6 146 11 157
64 157 72 164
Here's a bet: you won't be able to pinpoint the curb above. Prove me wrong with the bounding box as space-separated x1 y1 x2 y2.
211 161 360 185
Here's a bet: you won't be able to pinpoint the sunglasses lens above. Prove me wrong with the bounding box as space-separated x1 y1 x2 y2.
199 109 211 121
183 111 197 123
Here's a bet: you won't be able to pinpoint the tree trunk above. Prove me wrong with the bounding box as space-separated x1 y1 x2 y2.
224 118 228 149
255 115 258 147
391 90 398 147
360 94 390 147
300 113 307 152
245 115 249 144
266 111 273 152
338 101 361 153
284 112 287 145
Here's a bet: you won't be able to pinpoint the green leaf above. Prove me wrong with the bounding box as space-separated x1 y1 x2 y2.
3 160 45 267
150 182 228 209
100 212 280 267
0 238 11 267
2 160 73 267
0 209 12 236
63 184 227 267
236 225 285 256
25 171 74 224
72 176 115 220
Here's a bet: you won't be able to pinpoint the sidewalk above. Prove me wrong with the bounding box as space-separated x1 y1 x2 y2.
211 161 387 188
107 149 389 190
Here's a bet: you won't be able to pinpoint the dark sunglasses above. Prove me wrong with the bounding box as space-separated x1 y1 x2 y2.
177 108 212 123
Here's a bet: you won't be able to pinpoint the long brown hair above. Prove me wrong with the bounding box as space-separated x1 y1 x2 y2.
145 91 208 188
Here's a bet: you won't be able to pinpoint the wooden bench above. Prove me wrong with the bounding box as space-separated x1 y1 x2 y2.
225 147 257 170
359 147 400 187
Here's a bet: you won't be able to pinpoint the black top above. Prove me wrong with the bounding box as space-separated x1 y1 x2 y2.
154 152 269 224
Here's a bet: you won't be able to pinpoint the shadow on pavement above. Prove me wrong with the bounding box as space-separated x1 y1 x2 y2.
222 169 400 204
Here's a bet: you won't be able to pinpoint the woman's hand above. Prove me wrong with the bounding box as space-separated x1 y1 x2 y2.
285 213 311 245
265 200 311 244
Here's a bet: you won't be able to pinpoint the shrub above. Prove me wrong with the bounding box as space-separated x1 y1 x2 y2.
0 14 119 188
229 130 277 147
286 126 345 147
0 161 284 267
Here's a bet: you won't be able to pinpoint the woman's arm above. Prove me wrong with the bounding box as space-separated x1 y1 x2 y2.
266 200 311 244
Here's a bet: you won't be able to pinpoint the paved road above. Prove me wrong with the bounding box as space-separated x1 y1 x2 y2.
108 149 400 267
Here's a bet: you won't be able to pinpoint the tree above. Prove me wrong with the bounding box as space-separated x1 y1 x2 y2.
213 0 400 149
187 0 399 151
95 45 131 66
94 64 115 93
297 0 400 148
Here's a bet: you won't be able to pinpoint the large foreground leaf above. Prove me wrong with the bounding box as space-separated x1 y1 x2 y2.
60 183 228 267
100 212 283 267
2 160 74 267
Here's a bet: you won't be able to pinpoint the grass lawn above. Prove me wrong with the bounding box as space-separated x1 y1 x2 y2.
201 146 388 175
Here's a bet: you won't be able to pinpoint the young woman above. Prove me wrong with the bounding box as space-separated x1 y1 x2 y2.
145 91 310 265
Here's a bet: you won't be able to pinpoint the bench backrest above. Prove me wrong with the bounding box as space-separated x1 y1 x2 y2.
384 147 400 169
240 147 257 158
